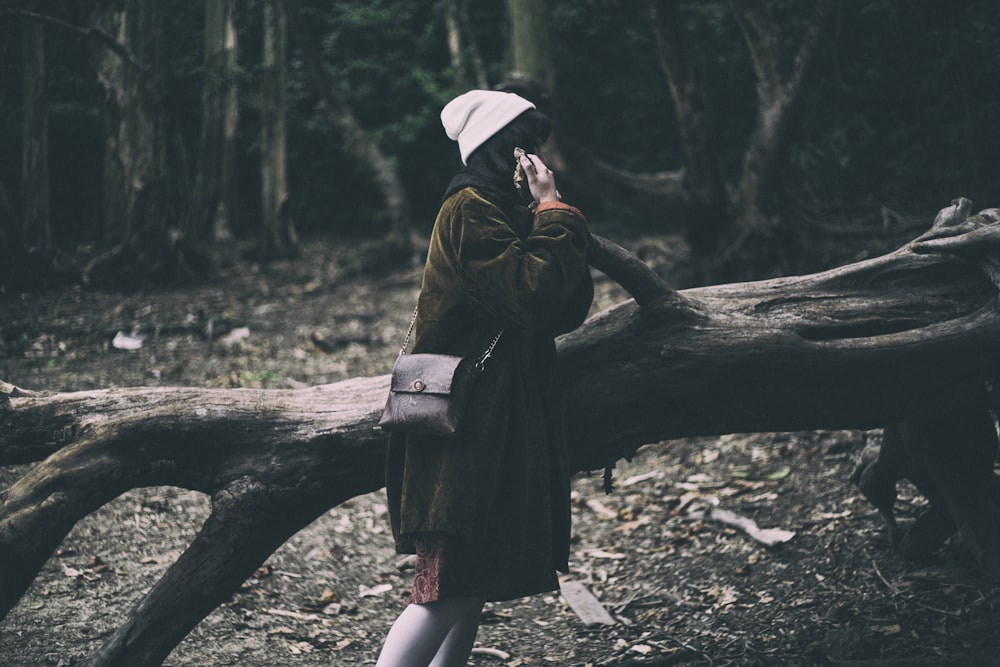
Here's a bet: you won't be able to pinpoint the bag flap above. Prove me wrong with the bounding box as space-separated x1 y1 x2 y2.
390 353 464 394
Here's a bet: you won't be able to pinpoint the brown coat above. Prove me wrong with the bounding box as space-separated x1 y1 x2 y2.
385 186 593 601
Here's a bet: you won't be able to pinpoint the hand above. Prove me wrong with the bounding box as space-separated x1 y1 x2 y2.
518 153 560 203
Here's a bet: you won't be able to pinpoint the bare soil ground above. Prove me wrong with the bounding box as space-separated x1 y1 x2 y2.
2 239 1000 666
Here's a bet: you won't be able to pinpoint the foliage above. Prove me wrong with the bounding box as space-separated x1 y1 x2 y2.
283 0 454 236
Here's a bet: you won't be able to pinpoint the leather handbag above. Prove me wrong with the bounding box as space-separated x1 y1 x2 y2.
378 307 502 437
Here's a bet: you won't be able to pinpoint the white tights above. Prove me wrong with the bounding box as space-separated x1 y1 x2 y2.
375 596 486 667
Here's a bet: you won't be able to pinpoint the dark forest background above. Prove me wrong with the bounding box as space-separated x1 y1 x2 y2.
2 0 999 293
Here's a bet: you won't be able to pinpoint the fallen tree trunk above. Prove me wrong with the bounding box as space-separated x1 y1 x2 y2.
2 199 1000 666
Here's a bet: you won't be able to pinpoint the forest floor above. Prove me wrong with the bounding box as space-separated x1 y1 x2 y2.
2 237 1000 666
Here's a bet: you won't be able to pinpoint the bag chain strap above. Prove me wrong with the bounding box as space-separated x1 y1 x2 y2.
398 305 503 372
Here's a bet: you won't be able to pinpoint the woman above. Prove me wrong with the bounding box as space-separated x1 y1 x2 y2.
378 90 594 667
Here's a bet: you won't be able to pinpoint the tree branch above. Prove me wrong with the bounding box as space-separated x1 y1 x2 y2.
0 9 150 73
587 233 703 319
729 0 783 99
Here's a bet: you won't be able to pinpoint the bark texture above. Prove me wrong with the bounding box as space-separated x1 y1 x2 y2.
184 0 238 250
508 0 553 88
2 200 1000 665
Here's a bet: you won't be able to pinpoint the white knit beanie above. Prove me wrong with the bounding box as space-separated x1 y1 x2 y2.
440 90 536 164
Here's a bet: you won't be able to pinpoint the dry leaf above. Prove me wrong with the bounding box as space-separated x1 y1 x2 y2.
689 507 796 547
675 491 702 514
872 624 902 635
584 549 626 560
706 584 739 607
621 471 662 486
266 608 321 622
614 515 652 533
470 647 511 660
139 551 181 565
287 640 313 654
219 327 250 346
359 583 392 597
585 498 619 520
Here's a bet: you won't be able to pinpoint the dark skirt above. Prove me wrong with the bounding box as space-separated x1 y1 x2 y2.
406 533 559 605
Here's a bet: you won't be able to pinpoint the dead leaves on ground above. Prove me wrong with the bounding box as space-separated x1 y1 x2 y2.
558 432 873 664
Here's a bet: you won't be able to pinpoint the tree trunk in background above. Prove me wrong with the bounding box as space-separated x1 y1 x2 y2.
183 0 238 260
87 0 186 285
730 0 835 228
259 0 296 259
287 6 415 256
444 0 487 90
20 17 50 254
218 1 239 244
644 0 837 282
508 0 552 88
505 0 569 172
648 0 727 253
676 0 833 282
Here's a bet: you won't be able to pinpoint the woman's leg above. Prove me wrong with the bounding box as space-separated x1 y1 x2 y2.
375 596 486 667
428 598 486 667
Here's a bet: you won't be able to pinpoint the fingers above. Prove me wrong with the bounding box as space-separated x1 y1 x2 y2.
518 155 554 183
517 154 534 177
518 153 546 172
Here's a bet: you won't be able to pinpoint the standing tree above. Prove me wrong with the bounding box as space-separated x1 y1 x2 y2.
508 0 553 89
217 0 239 245
645 0 836 281
443 0 487 90
20 10 50 256
648 0 727 251
504 0 569 172
727 0 836 255
84 0 189 285
183 0 239 260
287 3 416 257
259 0 296 259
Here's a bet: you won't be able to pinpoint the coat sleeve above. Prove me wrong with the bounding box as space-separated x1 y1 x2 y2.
444 192 593 333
